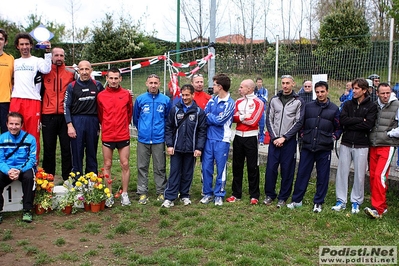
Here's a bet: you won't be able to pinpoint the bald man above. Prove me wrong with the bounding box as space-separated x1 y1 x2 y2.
64 60 104 175
226 79 264 205
298 80 313 103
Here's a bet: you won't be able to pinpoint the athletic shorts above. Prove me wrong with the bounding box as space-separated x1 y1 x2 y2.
102 140 130 150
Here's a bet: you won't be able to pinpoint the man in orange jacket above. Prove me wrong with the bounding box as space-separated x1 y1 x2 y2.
41 47 74 180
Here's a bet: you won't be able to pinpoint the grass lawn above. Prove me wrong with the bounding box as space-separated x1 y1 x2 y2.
0 137 398 265
0 73 396 265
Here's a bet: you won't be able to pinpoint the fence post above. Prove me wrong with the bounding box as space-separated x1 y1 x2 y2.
388 18 395 85
274 35 279 96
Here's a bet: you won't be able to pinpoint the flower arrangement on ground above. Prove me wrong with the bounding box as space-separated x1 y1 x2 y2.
33 167 55 211
70 171 112 205
58 177 80 213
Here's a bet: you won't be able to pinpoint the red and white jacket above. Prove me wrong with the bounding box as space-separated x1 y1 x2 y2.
233 93 264 137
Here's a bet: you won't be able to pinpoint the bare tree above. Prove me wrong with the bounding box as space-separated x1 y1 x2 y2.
65 0 82 64
281 0 285 40
262 0 271 48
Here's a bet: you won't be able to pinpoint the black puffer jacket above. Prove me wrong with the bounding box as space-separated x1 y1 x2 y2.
340 95 378 148
302 99 341 152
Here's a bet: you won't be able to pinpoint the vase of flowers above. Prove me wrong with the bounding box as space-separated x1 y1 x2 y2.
33 168 55 214
66 170 112 212
58 177 79 214
84 171 111 212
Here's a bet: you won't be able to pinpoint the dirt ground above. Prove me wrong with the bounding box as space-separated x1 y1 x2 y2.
0 198 168 266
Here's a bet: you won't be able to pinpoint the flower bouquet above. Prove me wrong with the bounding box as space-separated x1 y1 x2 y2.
72 171 112 212
57 177 80 214
33 168 55 213
70 172 89 207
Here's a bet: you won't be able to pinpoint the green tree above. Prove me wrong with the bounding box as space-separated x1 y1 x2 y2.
22 14 66 44
314 0 371 79
82 13 163 66
318 0 370 50
0 14 66 58
390 0 399 38
0 18 21 58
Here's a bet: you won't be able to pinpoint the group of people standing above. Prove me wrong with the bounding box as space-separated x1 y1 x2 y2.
0 29 138 222
0 29 396 224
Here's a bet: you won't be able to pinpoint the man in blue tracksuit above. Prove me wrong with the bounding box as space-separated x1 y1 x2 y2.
161 84 207 208
64 60 104 176
255 77 268 144
200 74 235 205
287 81 341 213
133 74 171 205
264 75 305 208
0 112 36 223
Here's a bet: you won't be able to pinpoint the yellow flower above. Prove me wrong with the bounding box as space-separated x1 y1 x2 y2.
90 176 97 182
98 184 103 190
70 172 76 177
37 179 43 185
106 193 111 198
84 180 88 185
75 181 82 187
104 188 110 194
70 187 75 192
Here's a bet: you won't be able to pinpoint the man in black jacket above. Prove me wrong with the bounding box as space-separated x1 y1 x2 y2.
161 84 207 208
332 78 378 214
287 81 341 213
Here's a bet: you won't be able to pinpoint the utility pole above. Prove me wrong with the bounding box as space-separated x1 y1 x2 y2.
176 0 181 63
208 0 216 90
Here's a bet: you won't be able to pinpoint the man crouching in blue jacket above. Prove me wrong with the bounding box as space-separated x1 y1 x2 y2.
0 112 36 223
161 84 207 208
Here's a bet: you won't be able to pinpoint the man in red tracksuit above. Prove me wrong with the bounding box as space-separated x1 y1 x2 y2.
191 74 211 110
364 83 399 219
226 79 264 205
41 47 75 180
97 68 133 208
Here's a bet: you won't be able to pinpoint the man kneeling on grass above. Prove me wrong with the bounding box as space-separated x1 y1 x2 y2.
161 84 207 208
0 112 36 223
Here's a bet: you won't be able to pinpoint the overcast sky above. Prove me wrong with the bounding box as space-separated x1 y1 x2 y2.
0 0 312 42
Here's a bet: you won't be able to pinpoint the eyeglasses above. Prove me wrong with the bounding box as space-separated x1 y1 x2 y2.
147 74 160 79
304 86 312 88
281 75 294 80
193 74 203 78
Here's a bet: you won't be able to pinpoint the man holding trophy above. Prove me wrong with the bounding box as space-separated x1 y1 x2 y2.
10 28 52 163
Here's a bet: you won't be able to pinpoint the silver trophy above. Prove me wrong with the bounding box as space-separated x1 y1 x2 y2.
30 24 54 49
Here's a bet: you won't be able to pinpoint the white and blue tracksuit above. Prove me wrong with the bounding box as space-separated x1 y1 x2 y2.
202 93 235 198
255 87 268 143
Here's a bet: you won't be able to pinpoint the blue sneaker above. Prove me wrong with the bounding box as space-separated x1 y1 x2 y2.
331 201 346 211
351 202 360 214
